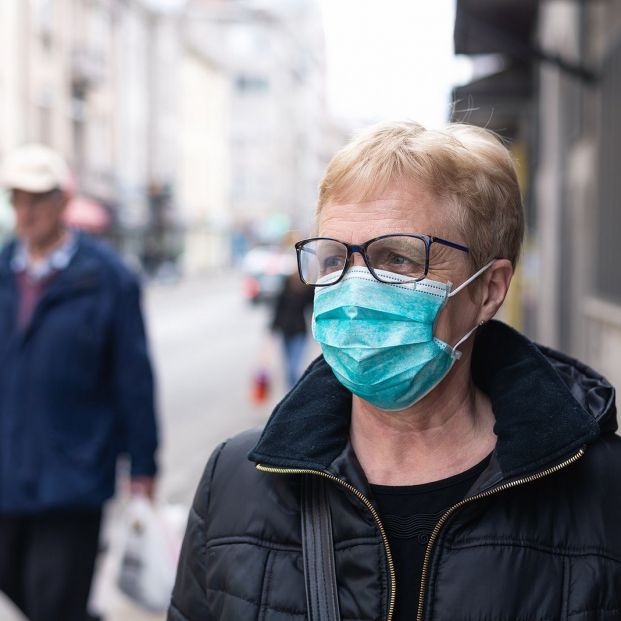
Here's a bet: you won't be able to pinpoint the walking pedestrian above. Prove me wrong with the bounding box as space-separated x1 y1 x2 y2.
0 144 159 621
270 271 314 389
168 121 621 621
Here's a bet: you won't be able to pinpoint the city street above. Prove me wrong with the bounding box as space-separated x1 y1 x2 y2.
0 271 318 621
144 270 285 506
92 271 318 620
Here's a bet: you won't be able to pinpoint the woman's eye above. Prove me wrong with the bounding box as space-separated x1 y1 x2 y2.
388 253 418 266
322 256 342 269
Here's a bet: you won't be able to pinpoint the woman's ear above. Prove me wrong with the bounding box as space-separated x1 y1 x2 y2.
478 259 513 323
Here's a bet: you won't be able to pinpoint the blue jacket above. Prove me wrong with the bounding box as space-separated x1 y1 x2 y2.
0 233 158 513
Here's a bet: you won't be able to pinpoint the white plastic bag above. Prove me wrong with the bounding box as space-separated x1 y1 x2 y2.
116 495 186 612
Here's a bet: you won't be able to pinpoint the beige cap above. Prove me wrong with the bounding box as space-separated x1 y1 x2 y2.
0 144 71 193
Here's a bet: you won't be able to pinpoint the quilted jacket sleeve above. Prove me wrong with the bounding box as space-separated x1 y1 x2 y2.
168 442 225 621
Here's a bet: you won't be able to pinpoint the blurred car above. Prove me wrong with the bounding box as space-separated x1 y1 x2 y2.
241 246 297 305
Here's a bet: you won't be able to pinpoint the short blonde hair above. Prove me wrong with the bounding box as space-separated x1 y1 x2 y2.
317 121 524 269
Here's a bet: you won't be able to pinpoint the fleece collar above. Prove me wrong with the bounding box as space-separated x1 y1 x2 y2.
249 321 613 481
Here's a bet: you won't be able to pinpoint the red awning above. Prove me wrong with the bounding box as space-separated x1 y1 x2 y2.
64 195 110 233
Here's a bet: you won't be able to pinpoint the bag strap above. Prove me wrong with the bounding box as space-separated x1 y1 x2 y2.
301 475 341 621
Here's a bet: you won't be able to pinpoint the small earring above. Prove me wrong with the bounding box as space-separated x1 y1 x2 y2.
479 320 486 326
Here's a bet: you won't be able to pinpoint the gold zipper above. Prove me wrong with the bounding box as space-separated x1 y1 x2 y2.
415 447 585 621
256 464 397 621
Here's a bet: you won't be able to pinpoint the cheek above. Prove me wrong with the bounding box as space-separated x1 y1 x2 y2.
14 211 30 229
433 296 480 345
18 214 50 240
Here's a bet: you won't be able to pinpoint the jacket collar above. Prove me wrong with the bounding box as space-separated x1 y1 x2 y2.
10 230 77 280
0 234 102 340
249 321 610 486
2 233 101 293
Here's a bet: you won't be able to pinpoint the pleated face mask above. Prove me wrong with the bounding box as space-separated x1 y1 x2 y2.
312 264 492 411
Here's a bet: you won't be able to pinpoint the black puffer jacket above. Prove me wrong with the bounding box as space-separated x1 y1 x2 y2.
169 321 621 621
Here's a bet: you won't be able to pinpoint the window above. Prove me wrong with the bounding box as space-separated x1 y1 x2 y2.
31 0 54 48
235 75 269 93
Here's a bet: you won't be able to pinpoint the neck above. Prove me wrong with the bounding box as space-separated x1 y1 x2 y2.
350 356 497 485
27 227 68 263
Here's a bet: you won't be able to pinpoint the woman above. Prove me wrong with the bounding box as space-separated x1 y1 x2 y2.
270 271 315 389
169 122 621 621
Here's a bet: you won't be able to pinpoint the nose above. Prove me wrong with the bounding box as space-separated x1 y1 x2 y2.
346 247 368 270
349 250 366 268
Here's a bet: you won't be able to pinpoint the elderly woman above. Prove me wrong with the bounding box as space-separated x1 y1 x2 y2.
169 122 621 621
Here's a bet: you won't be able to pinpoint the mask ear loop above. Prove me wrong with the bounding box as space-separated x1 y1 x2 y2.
448 259 496 298
432 259 496 336
443 259 496 359
450 320 486 360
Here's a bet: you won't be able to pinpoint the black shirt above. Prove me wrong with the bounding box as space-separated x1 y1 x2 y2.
370 455 491 620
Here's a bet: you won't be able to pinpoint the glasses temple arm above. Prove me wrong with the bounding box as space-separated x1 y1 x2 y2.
430 236 470 253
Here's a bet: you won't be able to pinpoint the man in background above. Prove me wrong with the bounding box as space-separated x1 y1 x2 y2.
0 144 159 621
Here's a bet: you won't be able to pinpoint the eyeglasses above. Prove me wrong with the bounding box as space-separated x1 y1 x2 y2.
295 234 469 286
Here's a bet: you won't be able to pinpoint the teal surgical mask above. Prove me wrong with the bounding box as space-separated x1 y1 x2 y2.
312 263 493 411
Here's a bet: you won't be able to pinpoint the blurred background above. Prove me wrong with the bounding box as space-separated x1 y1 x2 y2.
0 0 620 619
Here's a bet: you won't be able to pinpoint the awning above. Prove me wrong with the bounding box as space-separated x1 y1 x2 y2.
452 0 538 139
451 64 533 138
454 0 539 56
454 0 596 83
64 195 110 233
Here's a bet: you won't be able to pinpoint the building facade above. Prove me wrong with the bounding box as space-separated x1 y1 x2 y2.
0 0 330 272
184 0 328 243
0 0 173 261
453 0 621 395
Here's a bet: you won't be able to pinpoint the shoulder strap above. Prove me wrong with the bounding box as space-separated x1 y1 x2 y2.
301 475 341 621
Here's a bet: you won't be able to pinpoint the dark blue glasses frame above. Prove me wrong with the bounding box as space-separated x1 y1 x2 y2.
294 233 470 286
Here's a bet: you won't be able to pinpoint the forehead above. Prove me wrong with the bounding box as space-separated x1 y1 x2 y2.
317 181 458 244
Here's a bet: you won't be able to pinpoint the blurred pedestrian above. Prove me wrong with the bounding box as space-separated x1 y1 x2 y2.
0 144 159 621
270 271 314 388
169 121 621 620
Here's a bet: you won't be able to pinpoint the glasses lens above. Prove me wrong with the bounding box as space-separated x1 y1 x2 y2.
298 239 348 285
366 235 427 282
